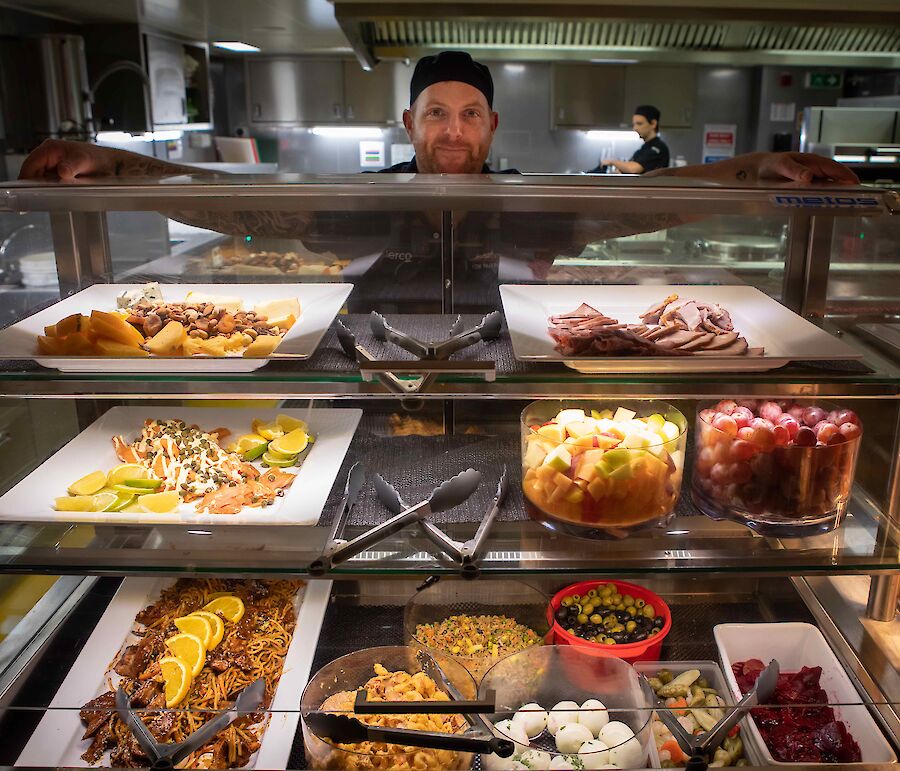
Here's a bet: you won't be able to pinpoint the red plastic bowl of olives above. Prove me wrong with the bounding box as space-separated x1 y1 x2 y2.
549 580 672 663
692 399 862 537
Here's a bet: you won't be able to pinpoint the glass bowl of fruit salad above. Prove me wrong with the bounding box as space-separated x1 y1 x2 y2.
692 399 862 536
521 401 687 539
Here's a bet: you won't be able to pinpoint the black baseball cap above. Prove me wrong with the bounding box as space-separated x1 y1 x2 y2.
634 105 661 124
410 51 494 108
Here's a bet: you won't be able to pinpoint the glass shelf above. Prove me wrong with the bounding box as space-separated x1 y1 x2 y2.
1 487 897 577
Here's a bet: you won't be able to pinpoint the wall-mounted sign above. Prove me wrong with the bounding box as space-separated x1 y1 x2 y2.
359 141 384 168
805 72 843 89
702 124 736 164
769 102 796 123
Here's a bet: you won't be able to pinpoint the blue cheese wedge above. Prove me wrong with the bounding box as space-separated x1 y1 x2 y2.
117 282 164 309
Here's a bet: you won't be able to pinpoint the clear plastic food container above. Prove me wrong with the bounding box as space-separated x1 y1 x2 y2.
521 400 687 538
301 645 476 771
404 579 550 683
633 660 765 768
691 400 862 537
478 645 653 769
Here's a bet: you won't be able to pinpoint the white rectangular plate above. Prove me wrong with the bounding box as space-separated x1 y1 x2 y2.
500 284 863 373
0 282 352 372
0 406 361 526
17 577 331 769
714 622 897 766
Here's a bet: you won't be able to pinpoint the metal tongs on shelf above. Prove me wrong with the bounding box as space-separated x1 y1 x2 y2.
308 464 482 575
336 312 502 395
115 677 265 771
639 660 780 771
304 650 514 758
375 466 508 578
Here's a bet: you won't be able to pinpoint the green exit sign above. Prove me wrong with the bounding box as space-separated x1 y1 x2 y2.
806 72 843 89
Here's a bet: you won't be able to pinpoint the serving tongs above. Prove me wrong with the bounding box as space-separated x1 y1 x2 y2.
375 467 508 578
114 677 265 771
336 312 501 395
304 650 514 758
309 466 482 575
639 660 780 771
370 311 503 360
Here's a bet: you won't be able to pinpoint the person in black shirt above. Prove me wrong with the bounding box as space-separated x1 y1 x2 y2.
589 104 671 174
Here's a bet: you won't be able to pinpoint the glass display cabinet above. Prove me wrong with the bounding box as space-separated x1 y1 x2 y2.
0 173 897 771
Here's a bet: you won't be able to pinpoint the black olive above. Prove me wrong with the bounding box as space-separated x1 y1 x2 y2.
555 608 569 624
653 616 665 628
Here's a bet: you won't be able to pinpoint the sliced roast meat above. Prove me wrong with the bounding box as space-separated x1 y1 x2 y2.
639 293 678 325
702 332 740 350
679 332 717 351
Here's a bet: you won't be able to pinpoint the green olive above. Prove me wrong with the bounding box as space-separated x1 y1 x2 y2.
577 613 589 624
571 594 582 602
604 636 616 645
561 596 574 607
593 634 605 643
590 613 602 624
635 598 646 609
623 595 635 607
567 628 576 635
612 624 625 633
626 606 637 617
612 593 623 604
605 583 617 592
587 588 598 598
626 620 637 633
644 604 656 618
582 603 595 615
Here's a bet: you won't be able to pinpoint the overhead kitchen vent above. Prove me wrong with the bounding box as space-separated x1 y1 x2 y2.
370 20 729 51
335 3 900 68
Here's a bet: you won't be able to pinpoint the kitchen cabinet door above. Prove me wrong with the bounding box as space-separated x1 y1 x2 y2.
552 64 626 129
144 34 186 125
622 65 696 128
247 58 344 124
343 61 401 124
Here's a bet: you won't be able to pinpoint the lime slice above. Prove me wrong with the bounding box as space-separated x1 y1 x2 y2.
235 433 268 453
261 451 294 468
67 470 108 496
92 492 120 512
264 446 295 462
124 478 163 490
109 494 135 512
242 442 269 461
108 463 151 487
54 495 96 512
113 483 155 496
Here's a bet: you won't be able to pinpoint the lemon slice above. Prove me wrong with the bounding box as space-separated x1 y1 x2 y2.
264 446 295 461
270 428 309 456
139 490 181 514
159 656 192 708
174 614 212 648
92 492 120 512
108 463 152 487
254 421 284 441
203 595 245 623
54 495 96 512
190 610 225 649
67 470 108 496
235 433 268 453
165 633 206 676
275 414 307 433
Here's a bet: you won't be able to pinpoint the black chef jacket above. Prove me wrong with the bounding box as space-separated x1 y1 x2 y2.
587 136 670 174
307 155 576 312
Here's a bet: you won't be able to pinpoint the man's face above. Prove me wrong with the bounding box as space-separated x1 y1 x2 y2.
632 114 656 141
402 81 499 173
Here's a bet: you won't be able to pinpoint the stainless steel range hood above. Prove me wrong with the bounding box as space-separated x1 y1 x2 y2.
334 2 900 69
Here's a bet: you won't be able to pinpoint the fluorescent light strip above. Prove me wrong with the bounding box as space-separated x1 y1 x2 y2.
214 41 260 52
870 155 898 163
96 130 184 143
833 154 866 163
876 147 900 153
310 126 383 138
585 130 638 141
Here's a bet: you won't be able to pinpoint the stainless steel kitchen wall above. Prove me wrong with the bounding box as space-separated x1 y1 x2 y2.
259 61 759 173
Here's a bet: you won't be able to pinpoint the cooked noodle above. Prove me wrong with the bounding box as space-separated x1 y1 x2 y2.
81 578 302 769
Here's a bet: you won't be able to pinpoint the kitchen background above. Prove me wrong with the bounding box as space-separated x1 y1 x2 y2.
0 0 896 178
